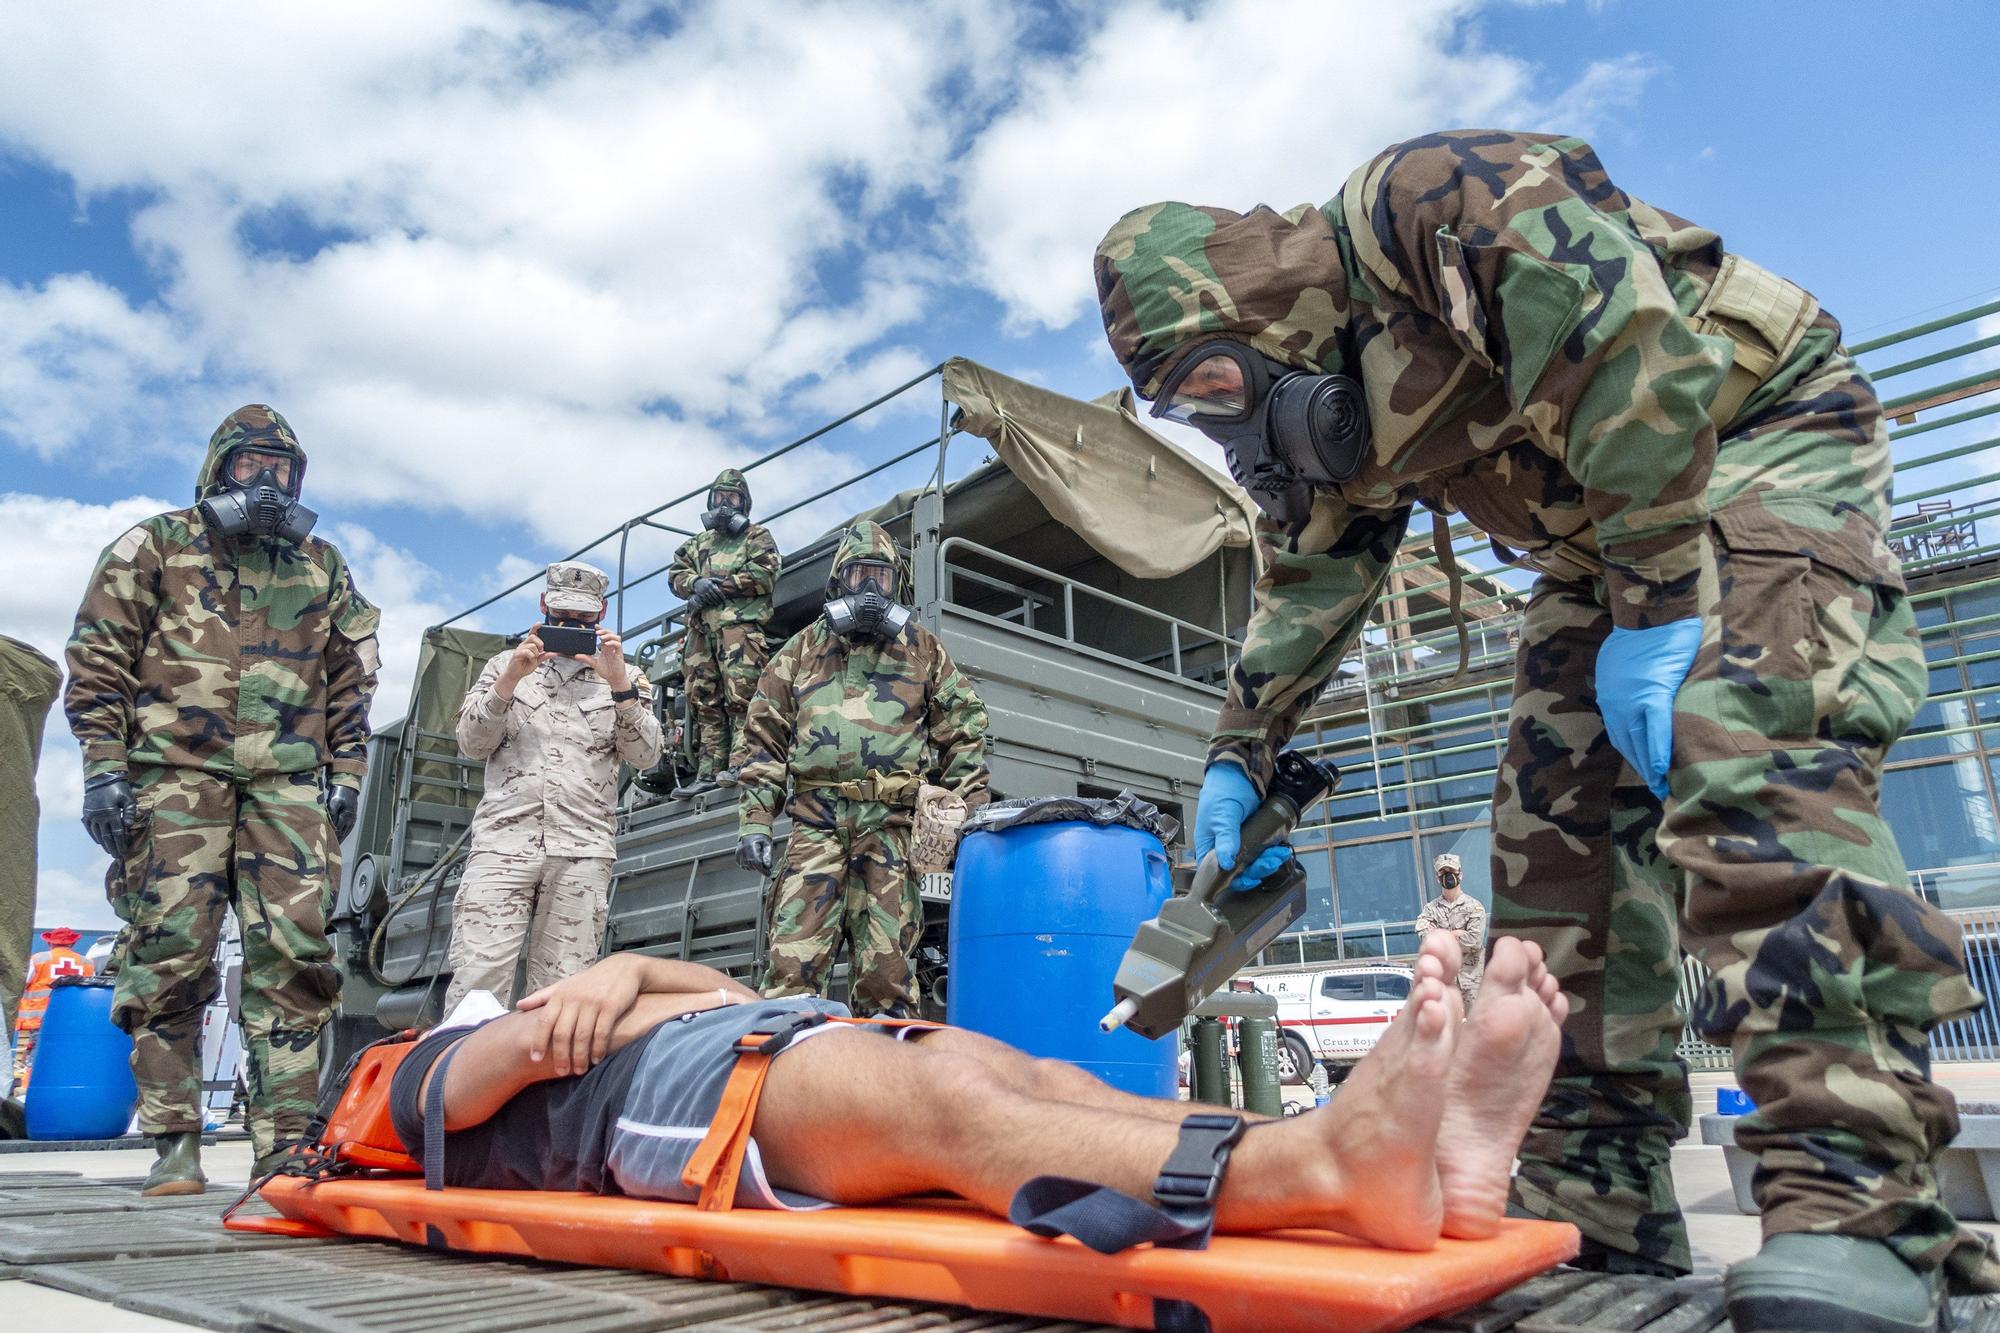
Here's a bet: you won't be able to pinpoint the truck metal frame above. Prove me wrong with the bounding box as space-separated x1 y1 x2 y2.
323 362 1255 1067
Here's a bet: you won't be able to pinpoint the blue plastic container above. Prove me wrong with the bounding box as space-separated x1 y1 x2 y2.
26 976 138 1141
949 819 1177 1098
1716 1087 1756 1116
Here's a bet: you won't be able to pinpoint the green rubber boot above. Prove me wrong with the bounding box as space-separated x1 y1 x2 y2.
1726 1234 1945 1333
252 1147 294 1178
140 1132 207 1197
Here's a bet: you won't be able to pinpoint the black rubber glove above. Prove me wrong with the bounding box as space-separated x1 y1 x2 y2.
691 577 726 609
326 784 359 842
736 833 773 873
82 772 138 858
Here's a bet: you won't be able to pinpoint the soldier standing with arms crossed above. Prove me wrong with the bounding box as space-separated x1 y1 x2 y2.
667 469 781 792
734 522 989 1018
66 405 379 1192
1416 854 1484 1008
1093 130 1993 1330
444 562 664 1014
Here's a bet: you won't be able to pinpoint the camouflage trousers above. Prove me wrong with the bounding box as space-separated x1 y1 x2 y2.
108 765 341 1159
1496 508 1990 1282
685 622 767 774
762 804 920 1019
443 849 612 1013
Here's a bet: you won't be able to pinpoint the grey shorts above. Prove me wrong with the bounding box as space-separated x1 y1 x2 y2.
606 996 935 1210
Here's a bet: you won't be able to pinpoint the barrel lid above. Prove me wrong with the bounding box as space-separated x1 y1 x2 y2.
962 791 1179 843
49 974 113 989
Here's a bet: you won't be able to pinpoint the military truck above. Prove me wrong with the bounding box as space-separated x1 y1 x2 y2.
322 359 1262 1068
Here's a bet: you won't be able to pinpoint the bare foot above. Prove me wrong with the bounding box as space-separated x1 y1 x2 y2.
1435 936 1566 1239
1280 934 1461 1250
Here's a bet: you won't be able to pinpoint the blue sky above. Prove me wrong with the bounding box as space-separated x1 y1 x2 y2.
4 0 1998 928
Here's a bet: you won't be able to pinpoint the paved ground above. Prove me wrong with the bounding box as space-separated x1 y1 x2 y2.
11 1065 2000 1321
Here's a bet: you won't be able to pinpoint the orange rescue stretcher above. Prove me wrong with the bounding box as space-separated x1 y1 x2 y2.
230 1024 1580 1333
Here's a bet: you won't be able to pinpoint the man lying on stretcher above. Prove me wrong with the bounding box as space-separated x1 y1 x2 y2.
393 931 1566 1250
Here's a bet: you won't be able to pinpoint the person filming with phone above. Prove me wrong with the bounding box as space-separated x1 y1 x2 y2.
444 561 664 1014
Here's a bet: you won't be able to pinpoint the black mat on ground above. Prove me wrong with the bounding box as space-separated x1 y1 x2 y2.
0 1207 310 1262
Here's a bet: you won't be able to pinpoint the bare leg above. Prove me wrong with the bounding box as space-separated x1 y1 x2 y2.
913 1027 1243 1123
1436 936 1569 1238
751 970 1462 1250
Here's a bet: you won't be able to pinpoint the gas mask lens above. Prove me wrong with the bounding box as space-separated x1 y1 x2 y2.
1151 344 1254 425
226 447 297 493
709 488 746 513
836 560 897 599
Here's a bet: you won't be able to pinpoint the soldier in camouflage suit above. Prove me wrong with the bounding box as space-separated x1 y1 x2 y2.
668 468 781 789
65 405 379 1192
1095 131 1993 1326
735 522 989 1018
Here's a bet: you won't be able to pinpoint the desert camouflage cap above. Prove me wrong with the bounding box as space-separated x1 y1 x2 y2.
1093 200 1353 401
1434 853 1462 874
545 560 609 615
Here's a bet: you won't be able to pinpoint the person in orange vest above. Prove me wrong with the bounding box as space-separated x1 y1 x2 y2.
9 927 93 1096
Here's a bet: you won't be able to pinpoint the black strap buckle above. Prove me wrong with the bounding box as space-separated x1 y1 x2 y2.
731 1009 829 1057
1152 1113 1249 1214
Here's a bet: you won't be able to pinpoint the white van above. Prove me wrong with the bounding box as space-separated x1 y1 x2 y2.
1247 963 1417 1085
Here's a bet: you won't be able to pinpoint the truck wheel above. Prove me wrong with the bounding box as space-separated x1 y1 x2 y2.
1275 1029 1316 1087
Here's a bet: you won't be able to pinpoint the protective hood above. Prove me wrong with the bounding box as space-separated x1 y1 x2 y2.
830 520 905 587
822 520 912 639
1093 201 1354 402
196 404 307 499
709 467 750 510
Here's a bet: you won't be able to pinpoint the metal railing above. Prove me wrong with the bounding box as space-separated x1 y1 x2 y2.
938 536 1240 687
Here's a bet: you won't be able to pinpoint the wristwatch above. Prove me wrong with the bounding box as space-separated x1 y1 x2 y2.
610 685 639 703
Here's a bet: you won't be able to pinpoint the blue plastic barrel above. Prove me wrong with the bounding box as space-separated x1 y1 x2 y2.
949 820 1177 1098
26 976 139 1141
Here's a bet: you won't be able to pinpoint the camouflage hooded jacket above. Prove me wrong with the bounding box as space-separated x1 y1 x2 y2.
1096 129 1841 789
668 468 781 630
737 522 990 834
65 406 382 787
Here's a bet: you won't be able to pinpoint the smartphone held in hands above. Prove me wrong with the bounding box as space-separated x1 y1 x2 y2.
536 623 599 657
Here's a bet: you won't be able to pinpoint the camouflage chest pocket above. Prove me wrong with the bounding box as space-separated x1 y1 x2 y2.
1708 499 1917 752
578 692 618 746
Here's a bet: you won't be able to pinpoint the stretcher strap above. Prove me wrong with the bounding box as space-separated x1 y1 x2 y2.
422 1037 466 1249
1008 1114 1249 1333
682 1010 927 1213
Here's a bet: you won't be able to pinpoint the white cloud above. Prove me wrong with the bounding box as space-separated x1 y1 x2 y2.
0 275 201 460
29 868 119 934
956 0 1654 330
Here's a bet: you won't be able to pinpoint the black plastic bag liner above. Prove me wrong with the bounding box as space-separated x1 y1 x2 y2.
961 791 1180 845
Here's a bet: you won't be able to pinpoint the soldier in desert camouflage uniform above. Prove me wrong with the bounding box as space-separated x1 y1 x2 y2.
735 522 988 1018
1416 853 1484 1007
1095 130 1992 1327
445 562 664 1014
65 405 379 1192
668 468 781 790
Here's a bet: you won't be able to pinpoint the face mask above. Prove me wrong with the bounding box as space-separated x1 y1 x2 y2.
1150 339 1370 527
702 487 750 535
199 459 318 543
824 575 910 640
1440 872 1461 888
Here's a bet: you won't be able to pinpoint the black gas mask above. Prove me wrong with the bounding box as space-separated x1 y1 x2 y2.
1149 339 1370 529
701 487 750 537
824 559 910 640
199 446 318 543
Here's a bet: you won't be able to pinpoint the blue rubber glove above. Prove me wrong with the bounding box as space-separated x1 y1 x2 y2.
1194 761 1293 890
1595 619 1701 800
